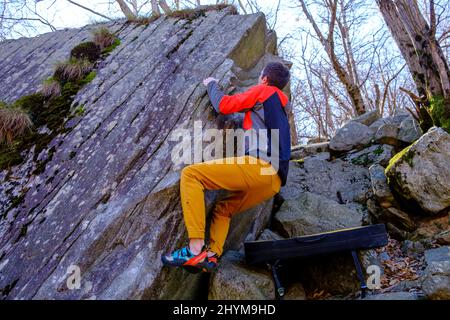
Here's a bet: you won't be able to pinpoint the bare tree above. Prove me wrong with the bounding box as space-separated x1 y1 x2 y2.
377 0 450 131
0 0 57 40
298 0 367 116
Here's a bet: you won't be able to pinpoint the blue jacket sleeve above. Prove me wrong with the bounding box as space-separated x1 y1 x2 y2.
206 80 224 113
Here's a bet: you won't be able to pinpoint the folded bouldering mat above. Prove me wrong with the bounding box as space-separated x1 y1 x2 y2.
244 224 389 299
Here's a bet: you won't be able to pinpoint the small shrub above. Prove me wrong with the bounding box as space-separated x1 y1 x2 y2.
70 41 101 62
41 77 61 98
54 58 94 83
0 107 33 145
92 27 116 51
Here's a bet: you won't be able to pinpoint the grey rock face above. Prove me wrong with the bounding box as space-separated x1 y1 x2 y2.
344 144 394 167
391 109 412 125
374 123 399 145
0 8 286 300
386 127 450 214
369 117 392 133
329 121 374 152
397 117 422 143
422 246 450 299
291 142 329 160
365 291 421 300
227 199 274 253
208 251 275 300
280 156 372 204
274 192 363 237
256 229 284 241
380 207 416 232
369 164 394 207
351 110 381 126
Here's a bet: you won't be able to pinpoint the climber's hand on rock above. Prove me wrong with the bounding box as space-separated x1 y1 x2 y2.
203 77 218 86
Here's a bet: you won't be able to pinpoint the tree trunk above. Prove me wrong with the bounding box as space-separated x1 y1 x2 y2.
158 0 172 14
299 0 367 116
151 0 161 16
115 0 137 21
376 0 450 132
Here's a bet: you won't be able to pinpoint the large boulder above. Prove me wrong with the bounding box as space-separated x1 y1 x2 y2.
291 142 329 160
369 164 395 208
329 121 374 152
280 155 372 204
374 123 399 146
208 250 307 300
385 127 450 214
208 251 275 300
344 144 394 167
422 246 450 299
351 110 381 126
274 192 363 237
397 116 422 144
0 7 290 299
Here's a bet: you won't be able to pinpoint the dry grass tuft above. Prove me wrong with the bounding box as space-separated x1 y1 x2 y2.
54 58 94 83
92 27 117 51
41 78 61 98
0 106 33 145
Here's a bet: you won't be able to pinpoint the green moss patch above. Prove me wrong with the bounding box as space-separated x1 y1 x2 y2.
385 144 414 176
373 145 384 155
351 153 373 166
70 41 101 62
1 43 105 171
430 95 450 133
1 27 120 218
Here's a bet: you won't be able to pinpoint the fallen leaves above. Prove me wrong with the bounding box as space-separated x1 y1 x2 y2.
376 238 423 292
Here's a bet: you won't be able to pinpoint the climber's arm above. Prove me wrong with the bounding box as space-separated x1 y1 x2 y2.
206 80 224 114
206 81 261 115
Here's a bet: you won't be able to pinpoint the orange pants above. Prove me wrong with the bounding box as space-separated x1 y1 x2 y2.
180 155 281 257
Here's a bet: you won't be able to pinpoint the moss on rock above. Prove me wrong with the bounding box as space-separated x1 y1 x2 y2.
70 41 101 62
0 72 95 171
384 144 416 202
430 95 450 134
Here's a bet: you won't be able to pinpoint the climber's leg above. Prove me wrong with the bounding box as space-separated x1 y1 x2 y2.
180 155 278 245
208 180 281 257
162 155 279 270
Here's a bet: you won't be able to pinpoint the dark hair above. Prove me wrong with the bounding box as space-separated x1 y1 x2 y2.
261 62 290 90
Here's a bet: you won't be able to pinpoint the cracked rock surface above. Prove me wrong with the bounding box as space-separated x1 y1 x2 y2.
0 8 293 299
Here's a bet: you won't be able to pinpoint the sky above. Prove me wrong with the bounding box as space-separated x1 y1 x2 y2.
32 0 302 35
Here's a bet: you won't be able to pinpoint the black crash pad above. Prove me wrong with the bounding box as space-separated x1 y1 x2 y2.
244 224 388 265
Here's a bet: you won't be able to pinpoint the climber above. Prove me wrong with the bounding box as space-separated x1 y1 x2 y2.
161 62 292 273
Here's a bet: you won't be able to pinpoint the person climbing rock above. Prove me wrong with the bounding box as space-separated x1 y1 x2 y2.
161 62 292 273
